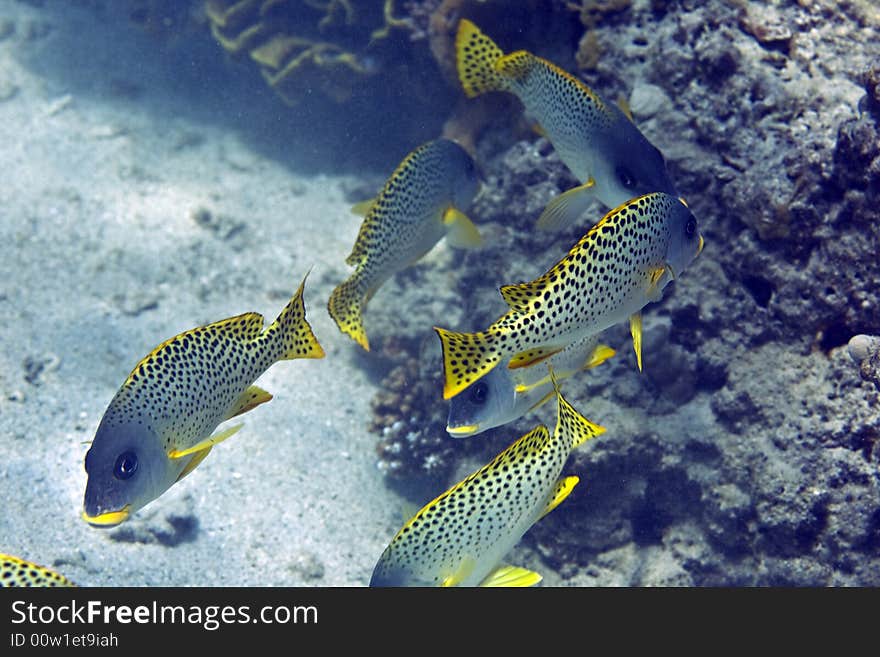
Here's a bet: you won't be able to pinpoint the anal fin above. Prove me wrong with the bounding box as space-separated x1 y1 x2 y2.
536 179 596 232
169 424 243 460
480 564 543 587
224 385 273 421
539 475 580 519
441 556 477 587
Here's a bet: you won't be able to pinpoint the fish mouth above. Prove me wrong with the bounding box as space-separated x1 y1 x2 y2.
697 235 705 255
446 424 479 438
82 505 130 527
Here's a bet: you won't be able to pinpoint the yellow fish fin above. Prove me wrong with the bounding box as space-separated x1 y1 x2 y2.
455 19 508 98
328 275 370 351
175 445 213 482
211 312 265 342
443 207 482 248
224 385 273 421
1 554 77 587
630 312 643 372
508 345 564 370
480 565 543 587
267 272 325 361
617 95 634 122
539 475 580 520
123 313 265 388
550 375 605 450
531 121 547 138
441 556 477 587
499 280 544 313
434 326 502 400
584 344 616 370
535 179 597 232
495 50 537 84
647 265 669 301
350 197 376 217
168 424 243 460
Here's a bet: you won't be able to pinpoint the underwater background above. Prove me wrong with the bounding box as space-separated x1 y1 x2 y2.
1 0 878 586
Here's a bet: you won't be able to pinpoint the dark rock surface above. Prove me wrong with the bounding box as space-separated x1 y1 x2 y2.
368 0 880 585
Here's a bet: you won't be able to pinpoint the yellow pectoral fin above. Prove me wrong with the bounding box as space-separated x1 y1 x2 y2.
508 346 564 370
647 265 670 302
630 312 643 372
350 197 376 216
168 424 243 460
539 476 580 519
224 385 273 421
584 344 616 369
480 565 543 587
175 445 213 482
535 179 596 232
443 207 482 248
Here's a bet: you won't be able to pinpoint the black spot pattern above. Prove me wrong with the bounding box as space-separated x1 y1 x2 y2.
437 193 677 399
371 386 602 587
328 138 478 350
0 554 75 587
456 19 614 182
455 20 677 206
101 277 322 453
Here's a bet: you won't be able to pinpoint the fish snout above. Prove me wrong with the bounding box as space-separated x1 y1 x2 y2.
81 505 130 528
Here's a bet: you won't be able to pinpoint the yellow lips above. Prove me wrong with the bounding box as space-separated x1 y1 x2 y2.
698 235 705 254
82 506 130 527
446 424 479 438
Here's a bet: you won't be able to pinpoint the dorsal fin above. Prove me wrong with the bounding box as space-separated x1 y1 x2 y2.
499 280 544 313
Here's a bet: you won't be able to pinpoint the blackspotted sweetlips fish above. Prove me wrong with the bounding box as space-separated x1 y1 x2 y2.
82 274 324 527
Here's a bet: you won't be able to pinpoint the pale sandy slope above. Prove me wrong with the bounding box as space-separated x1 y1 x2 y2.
0 2 421 586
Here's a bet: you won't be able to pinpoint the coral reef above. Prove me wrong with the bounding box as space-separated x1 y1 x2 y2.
368 0 880 584
204 0 395 105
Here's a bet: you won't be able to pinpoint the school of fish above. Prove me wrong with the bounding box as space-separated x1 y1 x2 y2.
5 17 704 588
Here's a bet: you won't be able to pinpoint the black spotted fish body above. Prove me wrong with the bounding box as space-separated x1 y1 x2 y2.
1 554 75 587
370 380 604 587
435 193 703 400
82 274 324 527
446 334 614 437
455 19 678 231
328 138 481 350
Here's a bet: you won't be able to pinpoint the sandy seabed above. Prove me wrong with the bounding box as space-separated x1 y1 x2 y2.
0 2 420 587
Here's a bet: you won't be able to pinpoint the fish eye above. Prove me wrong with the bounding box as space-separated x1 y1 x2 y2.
616 166 636 189
685 217 697 237
113 451 138 480
469 381 489 405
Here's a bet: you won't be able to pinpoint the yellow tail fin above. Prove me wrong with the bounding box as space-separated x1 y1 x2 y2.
455 19 508 98
328 274 370 351
434 326 503 400
269 272 325 360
